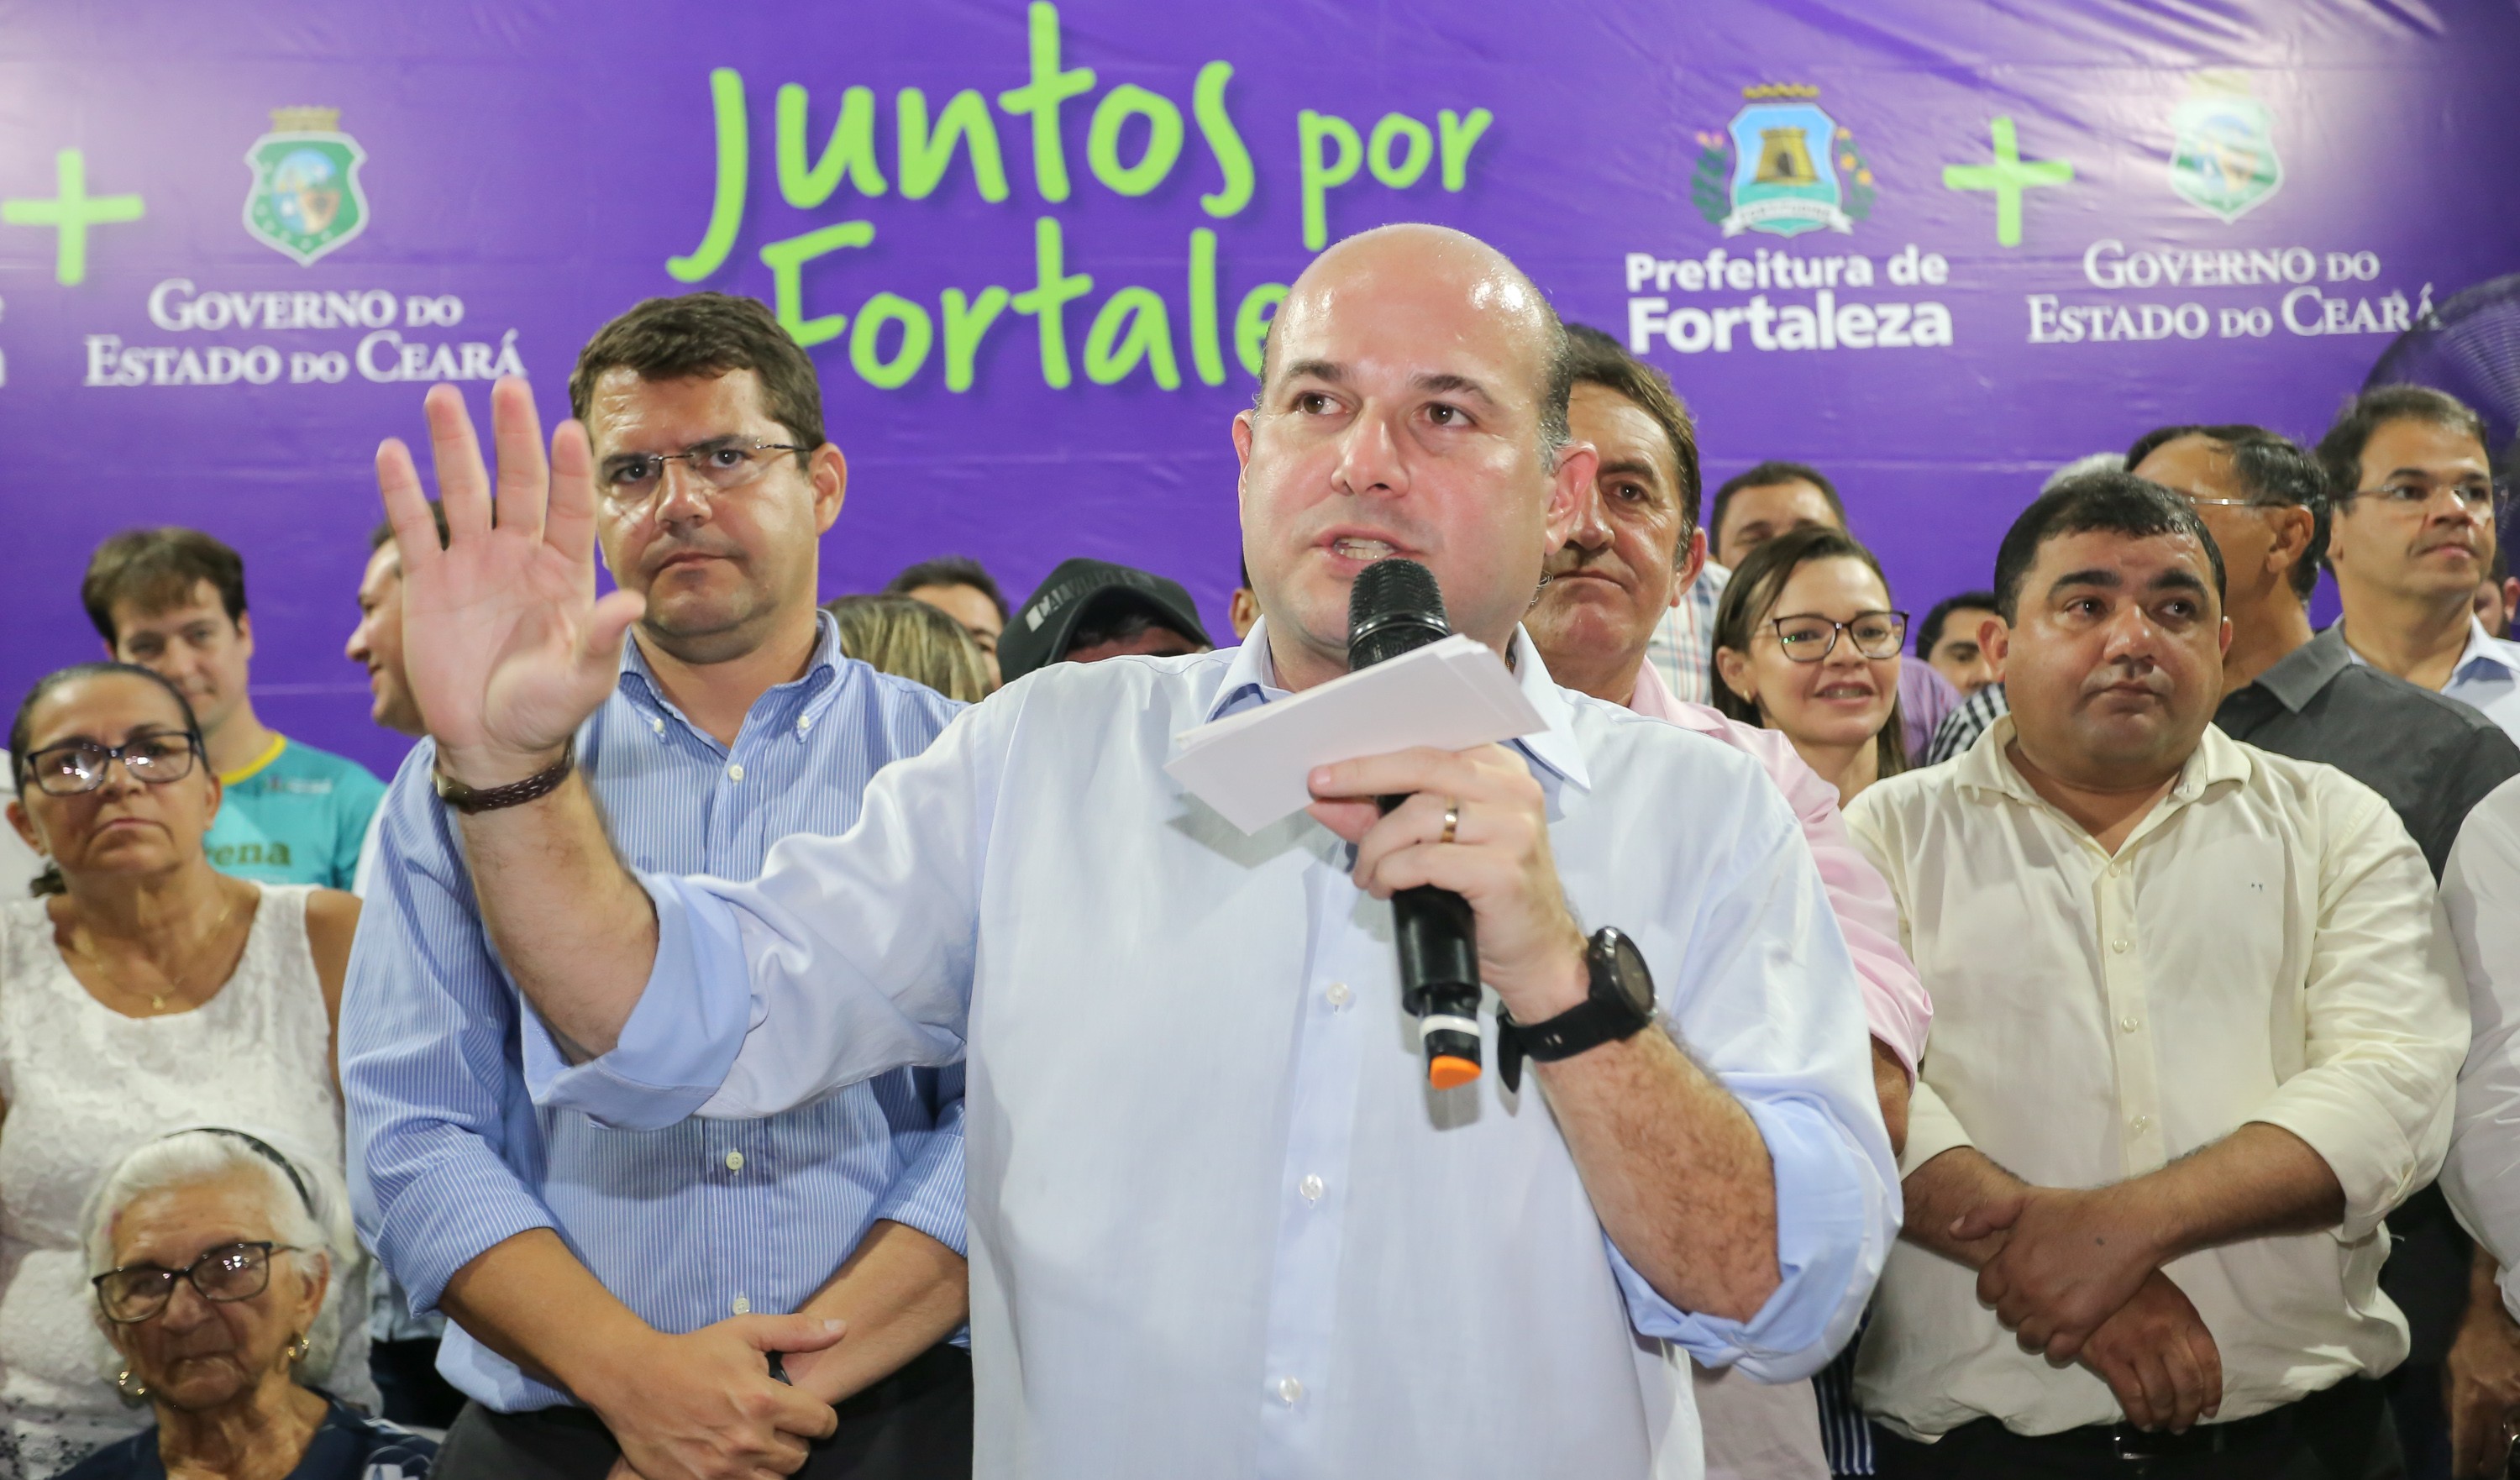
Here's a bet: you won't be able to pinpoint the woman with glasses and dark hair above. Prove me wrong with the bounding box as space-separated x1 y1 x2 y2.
60 1129 430 1479
0 664 370 1477
1713 526 1912 806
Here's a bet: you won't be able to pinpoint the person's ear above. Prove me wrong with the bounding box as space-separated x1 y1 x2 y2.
234 611 255 664
1714 645 1756 704
6 797 42 858
1671 527 1708 606
806 442 848 535
2267 506 2314 578
1981 615 2010 675
1543 442 1599 555
2217 614 2234 657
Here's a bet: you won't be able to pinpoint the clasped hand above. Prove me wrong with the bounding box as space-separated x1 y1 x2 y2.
1305 744 1588 1023
1957 1184 2223 1432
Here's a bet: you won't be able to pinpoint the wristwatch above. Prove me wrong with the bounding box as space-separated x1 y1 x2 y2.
1497 926 1656 1093
433 743 575 814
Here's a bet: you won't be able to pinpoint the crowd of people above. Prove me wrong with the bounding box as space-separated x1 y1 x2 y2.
2 220 2518 1480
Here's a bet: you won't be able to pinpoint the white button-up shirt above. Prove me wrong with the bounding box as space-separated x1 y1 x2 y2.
1845 718 2465 1439
2438 775 2520 1315
527 621 1898 1480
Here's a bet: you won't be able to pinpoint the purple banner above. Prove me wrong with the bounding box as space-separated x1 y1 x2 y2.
5 1 2516 776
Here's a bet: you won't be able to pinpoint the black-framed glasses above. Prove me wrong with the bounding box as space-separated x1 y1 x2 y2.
597 438 807 506
92 1241 304 1324
2349 476 2506 519
20 731 202 796
1771 611 1908 663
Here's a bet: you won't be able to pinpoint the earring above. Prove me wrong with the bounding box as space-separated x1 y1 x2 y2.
285 1334 311 1364
115 1367 148 1401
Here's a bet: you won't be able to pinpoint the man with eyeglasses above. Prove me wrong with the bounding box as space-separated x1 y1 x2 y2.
2130 422 2520 1476
1846 472 2465 1477
2318 386 2520 744
342 291 972 1480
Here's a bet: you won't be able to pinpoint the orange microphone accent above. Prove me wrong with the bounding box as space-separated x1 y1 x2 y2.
1428 1054 1482 1091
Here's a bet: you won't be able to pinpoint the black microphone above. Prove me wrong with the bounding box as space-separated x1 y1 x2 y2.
1347 558 1483 1090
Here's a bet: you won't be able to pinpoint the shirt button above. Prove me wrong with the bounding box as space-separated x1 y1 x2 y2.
797 716 814 734
731 1295 752 1315
2119 1016 2141 1034
1277 1377 1304 1404
1299 1174 1324 1202
724 1150 745 1172
2110 939 2129 953
648 716 664 734
2129 1115 2150 1134
1325 982 1352 1010
727 763 745 781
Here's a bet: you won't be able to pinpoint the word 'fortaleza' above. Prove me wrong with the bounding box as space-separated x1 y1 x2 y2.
669 2 1496 393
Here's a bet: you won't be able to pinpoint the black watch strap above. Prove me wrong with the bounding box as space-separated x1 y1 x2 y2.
433 743 575 814
1496 935 1653 1093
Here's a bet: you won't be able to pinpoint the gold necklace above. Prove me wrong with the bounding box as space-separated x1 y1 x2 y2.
63 888 244 1014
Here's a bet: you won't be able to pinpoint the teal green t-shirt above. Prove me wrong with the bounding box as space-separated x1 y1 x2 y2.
204 735 387 889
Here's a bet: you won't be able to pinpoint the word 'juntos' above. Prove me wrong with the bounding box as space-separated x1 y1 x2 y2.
1627 291 1954 355
1624 244 1950 295
145 281 466 333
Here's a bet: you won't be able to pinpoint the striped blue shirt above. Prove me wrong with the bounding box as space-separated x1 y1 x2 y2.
341 613 966 1411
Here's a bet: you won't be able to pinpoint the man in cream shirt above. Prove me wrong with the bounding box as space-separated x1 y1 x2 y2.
1846 471 2466 1477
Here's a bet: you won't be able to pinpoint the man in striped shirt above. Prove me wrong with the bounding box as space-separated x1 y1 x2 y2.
344 292 971 1480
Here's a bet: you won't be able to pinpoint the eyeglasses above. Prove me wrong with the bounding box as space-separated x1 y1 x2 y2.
2174 492 2282 510
92 1241 304 1324
597 439 807 506
1770 611 1908 662
20 732 202 796
2349 477 2506 518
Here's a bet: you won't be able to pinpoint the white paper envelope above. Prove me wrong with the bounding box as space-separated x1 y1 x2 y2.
1163 634 1546 833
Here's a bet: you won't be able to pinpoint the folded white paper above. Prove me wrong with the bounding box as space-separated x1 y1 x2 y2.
1164 634 1546 833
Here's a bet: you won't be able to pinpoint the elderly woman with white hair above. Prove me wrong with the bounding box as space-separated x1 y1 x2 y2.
58 1130 433 1480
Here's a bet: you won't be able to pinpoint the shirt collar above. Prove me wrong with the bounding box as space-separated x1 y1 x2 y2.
2245 623 2353 713
617 610 846 730
2329 615 2520 684
1202 618 1591 793
1952 712 2250 813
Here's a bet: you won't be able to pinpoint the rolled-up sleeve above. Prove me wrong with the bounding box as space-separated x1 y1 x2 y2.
1635 776 1899 1379
2439 779 2520 1311
2248 790 2468 1242
527 700 1001 1126
342 748 561 1315
875 1071 969 1257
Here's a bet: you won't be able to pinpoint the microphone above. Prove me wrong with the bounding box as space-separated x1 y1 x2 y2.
1347 558 1483 1091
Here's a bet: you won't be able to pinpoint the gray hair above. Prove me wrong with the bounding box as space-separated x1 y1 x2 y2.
79 1129 359 1388
2041 452 2126 493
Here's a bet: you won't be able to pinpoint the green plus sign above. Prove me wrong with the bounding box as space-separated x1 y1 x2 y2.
2 150 146 286
1941 117 2072 247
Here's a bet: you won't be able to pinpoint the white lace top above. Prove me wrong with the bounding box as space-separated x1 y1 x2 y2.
0 885 372 1479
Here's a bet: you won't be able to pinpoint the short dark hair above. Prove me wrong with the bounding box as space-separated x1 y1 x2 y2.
2315 385 2493 504
81 528 247 646
1709 524 1908 779
1918 590 2001 657
369 501 453 554
1992 472 2226 622
885 555 1009 623
570 292 827 455
1562 323 1703 538
1709 460 1846 557
2125 424 2327 600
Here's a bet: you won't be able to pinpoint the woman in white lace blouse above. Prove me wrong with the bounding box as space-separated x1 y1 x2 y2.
0 664 367 1477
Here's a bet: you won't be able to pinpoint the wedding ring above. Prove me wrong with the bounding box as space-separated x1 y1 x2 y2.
1439 801 1460 846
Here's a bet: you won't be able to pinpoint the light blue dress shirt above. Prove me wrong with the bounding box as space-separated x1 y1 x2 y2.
529 622 1898 1478
2337 614 2520 743
341 613 968 1411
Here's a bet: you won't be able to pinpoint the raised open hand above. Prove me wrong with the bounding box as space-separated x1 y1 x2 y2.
375 379 645 786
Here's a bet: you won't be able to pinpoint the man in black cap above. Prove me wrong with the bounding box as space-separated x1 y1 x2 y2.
998 558 1213 680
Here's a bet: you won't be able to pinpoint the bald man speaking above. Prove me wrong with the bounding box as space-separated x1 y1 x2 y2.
370 225 1895 1479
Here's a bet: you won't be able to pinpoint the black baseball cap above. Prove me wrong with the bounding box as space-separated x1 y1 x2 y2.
999 558 1214 681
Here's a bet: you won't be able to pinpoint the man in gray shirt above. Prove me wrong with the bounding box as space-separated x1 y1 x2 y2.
2130 422 2520 1477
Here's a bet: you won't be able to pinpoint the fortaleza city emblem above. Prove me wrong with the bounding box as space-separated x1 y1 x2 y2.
1693 84 1874 239
2167 71 2281 223
243 107 369 265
